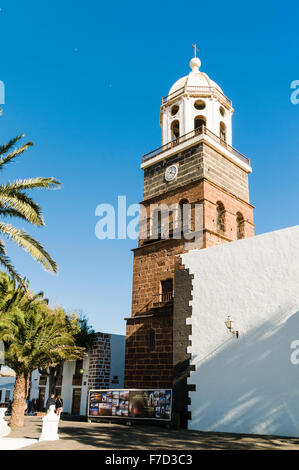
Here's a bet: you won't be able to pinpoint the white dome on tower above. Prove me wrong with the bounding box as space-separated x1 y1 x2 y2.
167 57 224 99
160 53 233 147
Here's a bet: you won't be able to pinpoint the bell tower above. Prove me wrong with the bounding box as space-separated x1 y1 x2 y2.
124 51 254 392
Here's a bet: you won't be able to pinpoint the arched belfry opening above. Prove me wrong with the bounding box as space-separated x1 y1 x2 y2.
236 212 245 239
220 122 227 142
194 116 206 133
216 201 226 232
171 120 180 141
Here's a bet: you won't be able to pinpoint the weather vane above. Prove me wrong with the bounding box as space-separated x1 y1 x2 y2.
192 44 199 58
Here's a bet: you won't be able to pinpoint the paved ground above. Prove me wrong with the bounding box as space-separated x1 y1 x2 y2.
3 416 299 450
0 438 38 450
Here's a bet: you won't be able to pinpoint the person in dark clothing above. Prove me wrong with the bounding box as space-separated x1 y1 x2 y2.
7 400 12 414
45 393 55 412
55 395 63 418
30 399 37 415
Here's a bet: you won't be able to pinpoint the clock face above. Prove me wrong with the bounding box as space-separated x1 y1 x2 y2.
165 165 178 182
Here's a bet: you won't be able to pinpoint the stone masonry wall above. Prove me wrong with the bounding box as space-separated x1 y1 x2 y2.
88 333 111 389
124 312 173 389
143 142 250 203
173 260 194 428
143 145 203 201
202 179 255 247
132 179 254 316
202 145 249 202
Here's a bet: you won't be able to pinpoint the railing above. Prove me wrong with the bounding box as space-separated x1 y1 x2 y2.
162 85 232 107
142 224 193 245
142 125 250 166
162 86 185 104
158 292 173 303
138 291 174 315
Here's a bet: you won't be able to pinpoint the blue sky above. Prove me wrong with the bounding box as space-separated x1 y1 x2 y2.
0 0 298 334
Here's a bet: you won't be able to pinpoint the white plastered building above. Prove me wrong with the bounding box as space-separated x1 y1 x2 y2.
181 225 299 437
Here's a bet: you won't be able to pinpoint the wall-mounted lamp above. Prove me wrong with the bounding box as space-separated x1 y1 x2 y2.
225 315 239 338
80 368 88 378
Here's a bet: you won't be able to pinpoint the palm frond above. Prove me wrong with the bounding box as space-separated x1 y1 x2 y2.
0 253 26 289
0 134 24 156
0 223 58 273
0 208 31 222
0 190 44 226
2 177 61 191
0 140 33 170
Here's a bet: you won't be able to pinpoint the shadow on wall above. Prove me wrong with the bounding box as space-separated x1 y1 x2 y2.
189 309 299 437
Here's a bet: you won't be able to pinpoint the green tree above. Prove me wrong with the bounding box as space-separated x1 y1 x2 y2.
0 134 60 286
74 313 96 349
0 273 85 427
46 313 95 395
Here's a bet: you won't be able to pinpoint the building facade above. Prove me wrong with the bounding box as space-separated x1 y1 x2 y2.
0 367 15 404
181 225 299 437
124 53 255 408
30 332 125 415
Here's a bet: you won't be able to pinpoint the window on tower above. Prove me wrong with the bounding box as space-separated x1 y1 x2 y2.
171 120 180 140
179 199 192 234
157 211 162 236
236 212 245 239
194 99 206 110
194 116 206 133
151 208 162 239
160 279 173 303
171 104 179 116
219 106 225 117
216 202 226 232
220 121 227 142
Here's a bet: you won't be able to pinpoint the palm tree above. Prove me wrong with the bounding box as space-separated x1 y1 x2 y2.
0 273 85 427
46 314 96 395
0 134 60 286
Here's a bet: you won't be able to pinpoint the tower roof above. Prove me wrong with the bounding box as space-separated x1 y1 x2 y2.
167 56 224 101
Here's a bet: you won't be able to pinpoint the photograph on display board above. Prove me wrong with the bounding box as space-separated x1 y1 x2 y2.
120 390 129 400
99 402 112 416
129 390 154 418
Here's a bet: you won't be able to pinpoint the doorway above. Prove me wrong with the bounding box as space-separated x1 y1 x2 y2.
71 388 82 415
38 387 46 411
160 279 173 302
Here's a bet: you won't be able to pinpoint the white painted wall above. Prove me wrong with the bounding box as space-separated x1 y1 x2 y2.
30 369 47 401
30 356 89 415
60 355 90 415
0 377 14 402
181 226 299 437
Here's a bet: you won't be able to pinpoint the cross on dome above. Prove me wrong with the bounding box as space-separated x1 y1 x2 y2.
190 44 201 71
191 44 199 57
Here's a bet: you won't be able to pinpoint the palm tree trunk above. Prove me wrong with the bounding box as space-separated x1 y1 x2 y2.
10 373 26 427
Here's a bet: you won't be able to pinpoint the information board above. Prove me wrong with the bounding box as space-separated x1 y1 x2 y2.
88 388 172 421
